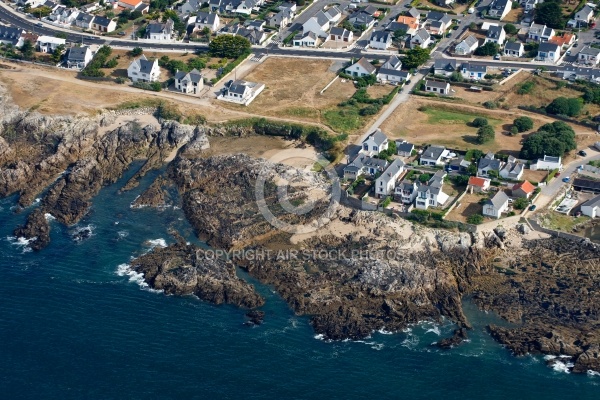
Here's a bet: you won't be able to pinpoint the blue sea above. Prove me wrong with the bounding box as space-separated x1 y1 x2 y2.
1 164 599 399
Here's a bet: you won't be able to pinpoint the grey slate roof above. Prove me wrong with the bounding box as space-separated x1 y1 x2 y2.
542 155 560 163
0 26 23 46
461 62 487 73
67 46 90 61
196 11 218 25
538 42 560 53
413 28 430 41
378 159 405 186
381 55 401 70
582 194 600 208
132 55 156 74
487 25 503 39
353 57 377 74
408 7 420 19
370 30 391 42
421 145 445 160
314 10 330 27
504 41 522 51
461 35 478 47
486 191 510 208
396 141 414 153
434 58 457 71
425 80 449 90
364 128 388 146
579 45 600 57
175 68 203 83
228 80 249 95
93 16 113 27
76 13 94 24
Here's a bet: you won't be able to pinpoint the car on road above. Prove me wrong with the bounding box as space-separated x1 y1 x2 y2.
574 43 578 47
494 54 501 60
567 50 571 55
529 205 537 211
36 23 43 27
579 150 587 156
118 31 126 36
555 172 560 177
562 177 570 182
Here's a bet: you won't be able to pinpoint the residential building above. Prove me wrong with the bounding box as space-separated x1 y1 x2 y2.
411 28 431 49
74 13 95 30
396 15 419 31
0 26 25 47
268 10 291 29
468 176 491 193
499 160 524 180
343 155 388 180
580 194 600 217
477 152 503 177
548 33 575 49
118 0 143 10
344 57 376 78
578 46 600 65
504 41 524 57
488 0 512 20
92 16 116 33
329 27 353 43
568 5 595 28
434 58 457 76
386 21 417 37
279 2 297 13
174 69 204 94
80 2 102 13
537 42 561 63
180 0 202 15
395 140 414 157
532 155 562 171
375 159 406 198
302 11 330 38
324 5 342 24
146 20 175 41
407 7 421 20
361 129 389 155
293 31 318 47
377 55 409 84
415 170 449 210
348 7 377 29
573 178 600 194
49 7 80 25
528 23 555 42
127 55 160 83
560 66 600 83
369 30 392 50
420 145 447 166
244 19 266 31
461 62 487 80
66 46 93 69
435 0 454 6
485 25 506 46
483 191 510 218
455 35 479 55
424 80 451 95
448 156 471 172
512 181 535 198
394 180 419 204
524 0 540 11
36 35 65 53
220 80 266 106
195 12 220 32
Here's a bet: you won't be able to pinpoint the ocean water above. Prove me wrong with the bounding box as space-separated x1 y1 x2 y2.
1 165 599 399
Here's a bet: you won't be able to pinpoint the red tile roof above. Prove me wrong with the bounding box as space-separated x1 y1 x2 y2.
513 180 535 194
468 176 489 187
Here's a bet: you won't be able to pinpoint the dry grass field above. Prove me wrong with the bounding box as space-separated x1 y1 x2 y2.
445 192 485 223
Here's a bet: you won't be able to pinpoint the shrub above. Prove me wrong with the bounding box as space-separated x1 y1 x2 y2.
471 117 489 127
513 197 529 210
483 101 497 109
510 126 519 135
519 121 576 159
476 125 495 144
513 116 534 132
381 196 392 208
467 214 484 224
517 81 535 95
130 47 143 57
546 97 583 117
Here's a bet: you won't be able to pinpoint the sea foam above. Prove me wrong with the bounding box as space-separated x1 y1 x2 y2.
7 236 35 253
116 263 163 293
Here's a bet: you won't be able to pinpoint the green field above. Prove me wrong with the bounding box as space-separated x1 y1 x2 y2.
322 108 362 132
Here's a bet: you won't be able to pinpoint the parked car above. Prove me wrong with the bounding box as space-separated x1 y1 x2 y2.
529 205 537 211
567 50 571 55
562 177 570 182
579 150 587 156
555 172 560 177
494 54 501 60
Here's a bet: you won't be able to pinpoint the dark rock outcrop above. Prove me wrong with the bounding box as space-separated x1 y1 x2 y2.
13 208 50 251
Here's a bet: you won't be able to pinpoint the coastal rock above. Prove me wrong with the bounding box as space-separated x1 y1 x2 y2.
436 328 468 349
516 223 530 235
13 208 50 251
130 241 264 309
245 310 265 326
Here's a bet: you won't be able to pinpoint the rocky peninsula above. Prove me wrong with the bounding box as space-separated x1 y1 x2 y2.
1 84 598 374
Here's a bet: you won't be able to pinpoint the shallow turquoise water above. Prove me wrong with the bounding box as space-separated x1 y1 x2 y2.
0 165 598 399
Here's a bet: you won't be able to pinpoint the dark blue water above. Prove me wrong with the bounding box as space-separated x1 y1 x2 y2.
1 165 599 399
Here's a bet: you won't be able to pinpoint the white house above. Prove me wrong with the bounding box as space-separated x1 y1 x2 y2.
581 194 600 218
180 0 202 15
174 69 203 95
528 23 555 42
488 0 512 20
127 55 161 83
0 26 25 47
344 156 388 180
504 41 524 57
483 191 510 219
415 171 449 210
329 27 353 43
424 80 451 95
426 12 452 35
368 30 392 50
568 5 595 28
468 176 491 193
220 80 265 106
455 35 479 55
396 140 414 157
74 13 95 29
411 29 431 49
499 160 524 180
394 180 419 204
532 155 562 171
66 46 93 69
293 31 318 47
537 42 561 63
434 59 458 77
485 25 506 46
91 16 116 33
118 0 144 10
578 46 600 65
420 145 447 166
195 12 220 32
146 20 175 41
344 57 376 77
477 152 504 177
375 159 405 198
461 62 488 80
377 55 410 84
324 5 342 24
36 35 66 53
302 11 330 38
361 129 389 155
268 10 291 29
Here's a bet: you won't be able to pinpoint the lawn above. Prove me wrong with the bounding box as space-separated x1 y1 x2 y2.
445 192 485 224
539 211 590 232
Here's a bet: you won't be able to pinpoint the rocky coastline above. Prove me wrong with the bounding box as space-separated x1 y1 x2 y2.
1 84 599 374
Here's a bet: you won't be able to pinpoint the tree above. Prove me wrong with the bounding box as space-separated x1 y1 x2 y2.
31 6 52 18
130 47 143 57
467 214 484 224
209 35 251 58
469 22 477 31
513 116 534 132
449 71 464 82
520 121 577 159
534 0 564 29
51 44 65 63
476 125 495 144
503 24 517 35
20 40 34 60
513 197 529 210
418 173 431 183
546 97 583 117
510 126 519 135
296 0 305 6
187 57 206 70
474 41 500 56
471 117 489 127
402 47 430 69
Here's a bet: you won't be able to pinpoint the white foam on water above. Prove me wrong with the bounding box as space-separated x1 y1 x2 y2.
146 238 167 249
401 333 419 350
33 198 40 205
377 328 393 335
7 236 36 253
588 370 600 377
115 263 163 293
371 343 384 351
72 225 94 242
117 231 129 238
314 334 325 341
44 213 56 221
551 360 574 374
425 325 441 336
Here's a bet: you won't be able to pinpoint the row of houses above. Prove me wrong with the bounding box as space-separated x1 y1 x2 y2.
343 56 410 84
293 5 343 47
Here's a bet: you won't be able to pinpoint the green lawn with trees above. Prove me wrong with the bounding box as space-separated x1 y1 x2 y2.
519 121 576 159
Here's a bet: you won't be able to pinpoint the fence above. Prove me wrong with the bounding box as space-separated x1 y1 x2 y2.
341 192 378 211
